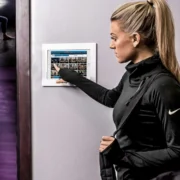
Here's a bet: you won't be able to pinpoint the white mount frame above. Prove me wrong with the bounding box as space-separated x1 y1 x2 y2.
42 43 96 86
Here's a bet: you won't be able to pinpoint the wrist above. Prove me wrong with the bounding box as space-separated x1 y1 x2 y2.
101 139 124 164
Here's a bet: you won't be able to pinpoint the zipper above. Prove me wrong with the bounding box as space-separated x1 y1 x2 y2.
125 78 146 106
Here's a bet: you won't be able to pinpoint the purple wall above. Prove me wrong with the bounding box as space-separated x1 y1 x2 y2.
0 67 17 180
0 0 17 179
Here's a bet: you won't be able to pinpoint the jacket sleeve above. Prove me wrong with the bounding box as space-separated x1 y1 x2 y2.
59 68 126 108
115 76 180 169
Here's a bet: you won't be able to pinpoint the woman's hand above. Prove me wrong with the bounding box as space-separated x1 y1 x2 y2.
53 64 66 83
99 136 115 152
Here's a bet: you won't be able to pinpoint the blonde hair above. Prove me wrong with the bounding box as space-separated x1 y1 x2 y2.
111 0 180 82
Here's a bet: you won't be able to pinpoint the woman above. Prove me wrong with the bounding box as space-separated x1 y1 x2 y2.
54 0 180 179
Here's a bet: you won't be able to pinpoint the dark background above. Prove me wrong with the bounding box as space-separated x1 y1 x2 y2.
0 0 17 180
0 0 16 67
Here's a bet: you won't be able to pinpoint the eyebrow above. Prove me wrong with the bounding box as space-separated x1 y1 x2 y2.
110 33 117 36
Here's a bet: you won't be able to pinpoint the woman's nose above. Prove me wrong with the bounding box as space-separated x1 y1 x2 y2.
109 42 115 49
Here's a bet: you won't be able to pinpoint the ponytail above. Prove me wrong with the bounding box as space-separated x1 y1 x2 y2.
150 0 180 82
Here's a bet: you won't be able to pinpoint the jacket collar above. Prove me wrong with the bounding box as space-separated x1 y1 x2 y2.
125 52 163 86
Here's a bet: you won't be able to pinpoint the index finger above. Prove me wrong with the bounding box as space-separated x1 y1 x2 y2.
102 136 115 141
53 63 60 72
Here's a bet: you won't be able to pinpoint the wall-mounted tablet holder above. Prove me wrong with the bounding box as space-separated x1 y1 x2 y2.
42 43 96 86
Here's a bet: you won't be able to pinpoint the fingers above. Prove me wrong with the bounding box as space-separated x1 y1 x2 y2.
99 144 111 152
52 64 65 84
99 146 106 152
99 148 104 152
100 140 112 146
99 136 115 152
102 136 115 141
53 64 65 84
56 79 66 83
53 63 60 72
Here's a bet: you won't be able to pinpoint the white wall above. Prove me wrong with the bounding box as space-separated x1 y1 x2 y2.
31 0 180 180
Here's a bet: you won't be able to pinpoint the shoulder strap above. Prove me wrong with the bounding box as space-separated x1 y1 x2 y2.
112 72 167 137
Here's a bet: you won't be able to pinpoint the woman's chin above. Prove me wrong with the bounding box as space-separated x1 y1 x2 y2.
117 58 125 63
116 57 129 64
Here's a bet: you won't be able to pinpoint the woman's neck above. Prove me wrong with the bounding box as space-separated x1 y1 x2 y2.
132 49 155 64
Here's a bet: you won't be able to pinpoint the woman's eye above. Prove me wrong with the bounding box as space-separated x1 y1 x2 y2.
111 37 117 41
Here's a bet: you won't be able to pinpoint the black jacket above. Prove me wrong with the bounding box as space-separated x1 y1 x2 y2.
59 54 180 180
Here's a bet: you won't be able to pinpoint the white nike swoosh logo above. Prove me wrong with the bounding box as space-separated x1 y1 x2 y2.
169 108 180 115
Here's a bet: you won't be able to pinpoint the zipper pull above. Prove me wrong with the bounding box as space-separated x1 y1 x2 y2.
126 100 130 106
126 96 133 106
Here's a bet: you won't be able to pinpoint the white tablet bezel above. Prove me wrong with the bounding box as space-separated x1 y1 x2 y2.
42 43 96 86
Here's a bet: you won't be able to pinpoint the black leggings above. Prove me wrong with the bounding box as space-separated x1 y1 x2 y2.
0 16 8 33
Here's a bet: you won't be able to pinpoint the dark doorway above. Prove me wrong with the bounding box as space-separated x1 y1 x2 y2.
0 0 17 179
0 0 31 179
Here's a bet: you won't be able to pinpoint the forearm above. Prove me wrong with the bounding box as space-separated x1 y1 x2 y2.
121 147 180 168
59 68 121 107
102 139 180 169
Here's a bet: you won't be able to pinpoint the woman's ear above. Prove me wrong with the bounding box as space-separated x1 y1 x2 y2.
131 32 141 48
